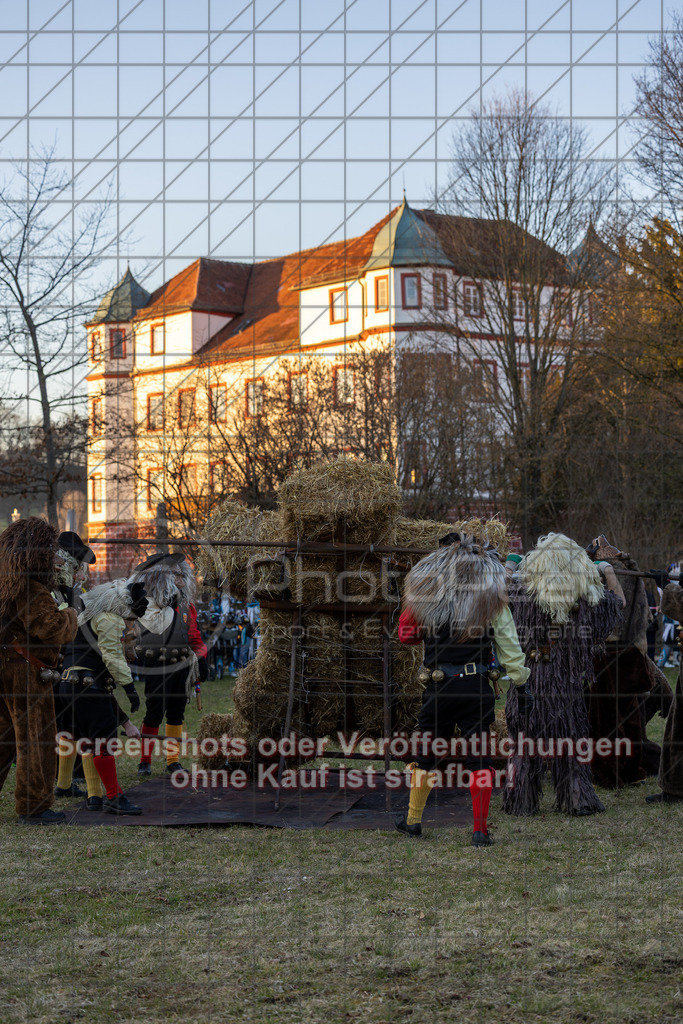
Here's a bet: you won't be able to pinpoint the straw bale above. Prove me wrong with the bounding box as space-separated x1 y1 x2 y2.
278 455 402 544
394 515 510 563
491 706 508 738
196 713 234 771
197 504 287 596
288 553 393 607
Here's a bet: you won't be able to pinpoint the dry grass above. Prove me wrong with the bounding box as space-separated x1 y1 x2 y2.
278 454 402 544
394 515 510 560
0 675 680 1023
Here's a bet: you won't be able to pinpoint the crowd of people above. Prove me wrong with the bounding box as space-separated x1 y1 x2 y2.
396 531 682 845
0 515 680 839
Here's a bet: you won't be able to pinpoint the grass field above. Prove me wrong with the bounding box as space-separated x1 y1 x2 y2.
0 672 681 1024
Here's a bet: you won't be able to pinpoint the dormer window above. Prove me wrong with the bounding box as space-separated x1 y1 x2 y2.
91 397 105 435
463 281 483 317
329 287 348 324
151 323 165 355
110 328 126 359
401 273 421 310
90 332 103 361
178 389 196 429
375 276 389 312
433 273 448 310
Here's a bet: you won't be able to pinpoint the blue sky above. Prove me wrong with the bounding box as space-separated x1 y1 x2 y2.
0 0 678 299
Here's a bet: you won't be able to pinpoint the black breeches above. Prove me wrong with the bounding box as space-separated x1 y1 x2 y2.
414 670 495 772
70 687 121 743
140 669 188 728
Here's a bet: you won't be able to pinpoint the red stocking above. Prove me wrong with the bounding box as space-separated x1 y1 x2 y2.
470 769 493 834
139 724 159 764
93 754 122 800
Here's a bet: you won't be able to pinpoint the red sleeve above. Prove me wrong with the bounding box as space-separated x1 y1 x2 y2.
398 608 424 645
187 604 208 658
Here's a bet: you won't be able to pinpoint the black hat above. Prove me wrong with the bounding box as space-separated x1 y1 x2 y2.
438 532 462 548
58 531 96 565
134 551 185 573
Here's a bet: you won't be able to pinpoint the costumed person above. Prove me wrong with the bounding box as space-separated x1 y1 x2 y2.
0 518 78 824
395 533 531 846
132 553 208 777
51 530 103 802
585 536 670 786
60 578 148 814
646 580 683 804
502 533 621 817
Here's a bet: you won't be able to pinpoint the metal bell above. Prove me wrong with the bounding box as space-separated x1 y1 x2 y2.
432 669 445 683
134 645 143 655
541 652 551 664
529 649 540 662
418 669 431 685
145 649 154 660
488 668 501 682
158 646 167 662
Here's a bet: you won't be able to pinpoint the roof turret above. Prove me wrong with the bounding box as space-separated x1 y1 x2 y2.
364 197 453 272
91 267 151 324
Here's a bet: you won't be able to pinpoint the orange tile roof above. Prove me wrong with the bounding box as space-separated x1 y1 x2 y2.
202 207 398 361
134 257 251 321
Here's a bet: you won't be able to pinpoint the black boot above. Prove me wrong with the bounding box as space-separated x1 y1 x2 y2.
104 794 142 816
137 762 152 777
86 796 103 811
471 830 494 847
17 809 66 826
165 761 188 775
645 791 683 804
394 813 422 837
54 782 86 798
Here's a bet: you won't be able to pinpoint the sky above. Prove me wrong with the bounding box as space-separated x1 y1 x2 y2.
0 0 677 308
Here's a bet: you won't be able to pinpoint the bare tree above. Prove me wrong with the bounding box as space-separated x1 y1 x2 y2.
0 148 116 523
432 89 615 546
634 14 683 222
106 342 491 536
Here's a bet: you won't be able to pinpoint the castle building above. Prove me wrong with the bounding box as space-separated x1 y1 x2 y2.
85 199 576 575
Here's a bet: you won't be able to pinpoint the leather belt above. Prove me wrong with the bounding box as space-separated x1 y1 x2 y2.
418 662 487 683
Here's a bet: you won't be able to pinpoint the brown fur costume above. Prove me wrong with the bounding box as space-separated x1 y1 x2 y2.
658 584 683 797
587 541 662 788
0 519 78 816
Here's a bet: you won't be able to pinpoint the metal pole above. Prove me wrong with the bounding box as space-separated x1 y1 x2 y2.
382 604 392 813
274 606 302 812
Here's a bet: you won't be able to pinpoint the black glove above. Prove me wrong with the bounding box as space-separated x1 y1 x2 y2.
198 656 209 682
516 684 534 721
128 582 149 619
123 682 140 714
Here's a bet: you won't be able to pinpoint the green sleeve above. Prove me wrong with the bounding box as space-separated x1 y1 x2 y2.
491 606 530 688
92 612 134 689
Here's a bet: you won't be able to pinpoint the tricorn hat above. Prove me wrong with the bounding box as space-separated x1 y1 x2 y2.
58 531 96 565
134 551 185 573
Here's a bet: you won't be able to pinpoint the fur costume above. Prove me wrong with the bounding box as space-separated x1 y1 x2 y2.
129 556 205 770
586 539 665 788
503 533 621 816
0 519 78 816
657 584 683 797
404 535 508 637
398 535 529 844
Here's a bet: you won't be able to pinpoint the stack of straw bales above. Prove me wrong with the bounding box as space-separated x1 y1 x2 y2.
197 455 509 760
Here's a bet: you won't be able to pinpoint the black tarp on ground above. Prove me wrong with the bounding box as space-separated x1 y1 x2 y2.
63 770 486 830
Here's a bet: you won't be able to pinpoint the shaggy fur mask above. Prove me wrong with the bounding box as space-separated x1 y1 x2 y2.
56 549 80 588
518 532 604 625
128 558 195 609
78 579 134 626
404 534 508 638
